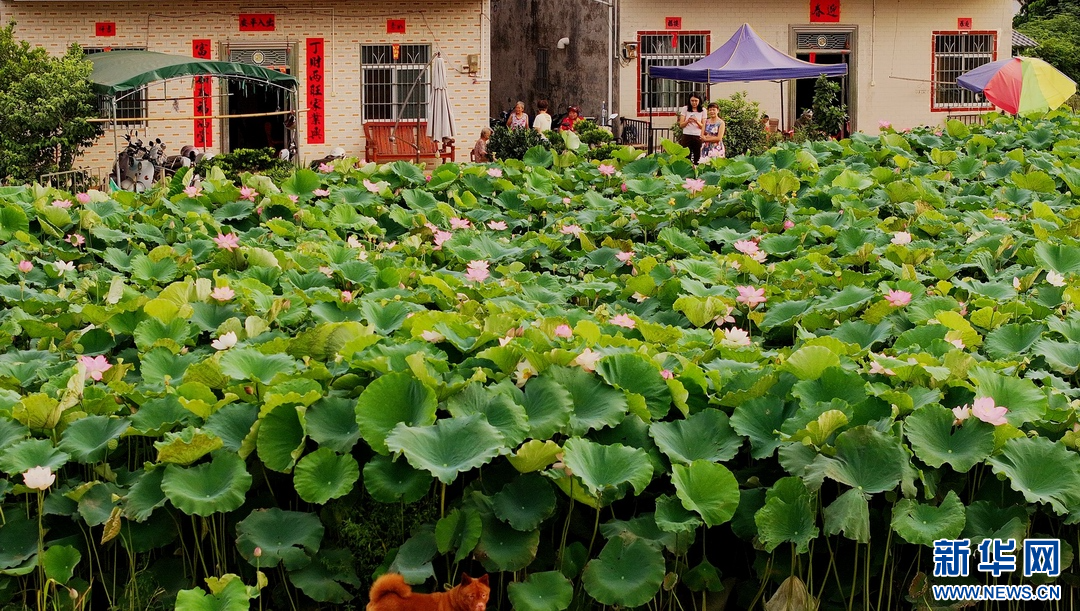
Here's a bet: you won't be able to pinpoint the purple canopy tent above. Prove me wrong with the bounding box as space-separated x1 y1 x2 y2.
646 24 848 146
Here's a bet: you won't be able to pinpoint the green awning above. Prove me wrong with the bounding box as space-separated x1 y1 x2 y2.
88 50 298 96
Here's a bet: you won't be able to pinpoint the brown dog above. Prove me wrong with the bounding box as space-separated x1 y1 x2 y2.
367 573 490 611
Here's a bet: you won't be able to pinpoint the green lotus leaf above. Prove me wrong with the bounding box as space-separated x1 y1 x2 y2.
475 514 540 573
0 419 28 450
305 396 360 454
595 353 672 420
683 559 724 592
1032 339 1080 375
823 488 870 543
287 548 360 604
905 404 994 472
561 437 652 503
447 384 530 447
355 372 438 455
816 285 875 313
730 395 796 459
42 545 80 585
969 367 1047 426
58 415 129 464
77 481 120 526
362 454 433 503
791 367 866 408
672 460 739 527
582 534 665 607
389 526 438 583
600 513 689 555
546 366 627 436
121 467 167 522
521 377 573 440
891 490 966 547
823 426 905 495
1034 242 1080 274
203 403 259 453
257 404 306 473
141 348 199 388
1048 313 1080 342
649 408 742 465
236 507 324 570
781 345 841 380
492 473 556 531
161 452 252 516
0 514 38 570
119 511 178 553
293 448 359 504
755 477 818 553
961 501 1029 543
508 571 573 611
436 508 483 563
174 578 251 611
988 436 1080 515
155 427 224 465
653 494 702 534
984 323 1045 360
129 395 196 435
0 438 69 476
385 415 506 484
507 439 562 473
219 347 299 384
134 317 194 353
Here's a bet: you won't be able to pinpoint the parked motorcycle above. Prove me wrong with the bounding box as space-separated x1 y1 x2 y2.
113 134 157 192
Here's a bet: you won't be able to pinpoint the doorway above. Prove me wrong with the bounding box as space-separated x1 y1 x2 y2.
790 28 856 133
221 45 297 153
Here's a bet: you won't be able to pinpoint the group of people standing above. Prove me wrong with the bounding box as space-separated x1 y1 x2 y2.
678 93 726 164
505 100 582 133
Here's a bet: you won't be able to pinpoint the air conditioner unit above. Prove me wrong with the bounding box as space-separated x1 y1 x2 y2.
466 54 480 74
621 42 638 60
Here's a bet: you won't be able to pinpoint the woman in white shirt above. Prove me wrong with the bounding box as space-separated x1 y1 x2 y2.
533 100 552 133
678 94 706 164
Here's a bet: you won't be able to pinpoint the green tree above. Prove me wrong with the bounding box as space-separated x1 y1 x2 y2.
1015 13 1080 88
0 22 103 181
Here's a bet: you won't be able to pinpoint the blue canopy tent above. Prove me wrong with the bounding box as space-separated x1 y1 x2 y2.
646 24 848 146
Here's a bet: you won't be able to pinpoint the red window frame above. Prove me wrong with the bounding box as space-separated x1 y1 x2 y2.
636 30 711 117
930 30 997 113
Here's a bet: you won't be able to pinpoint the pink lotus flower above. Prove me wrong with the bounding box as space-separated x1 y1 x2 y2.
621 183 628 192
660 369 674 380
616 251 634 264
313 188 330 197
952 405 971 423
884 289 912 307
684 177 706 194
341 290 353 303
450 217 472 230
609 314 636 329
214 233 240 251
288 194 299 204
76 193 91 204
433 230 453 249
562 197 572 205
52 199 72 209
869 360 895 376
79 355 112 381
240 186 257 201
487 167 503 178
891 231 912 245
713 305 736 326
184 185 202 198
18 260 32 273
211 286 235 302
426 175 432 182
487 220 508 230
572 348 601 372
23 466 55 490
560 224 582 237
958 301 968 316
465 260 490 283
783 220 795 230
735 285 766 309
211 331 238 350
363 179 381 193
67 234 85 247
734 239 760 257
878 120 892 130
947 337 965 349
970 396 1008 426
554 324 573 338
598 164 616 177
720 327 751 348
318 163 334 172
632 292 648 303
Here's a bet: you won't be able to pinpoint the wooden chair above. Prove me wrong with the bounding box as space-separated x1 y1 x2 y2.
363 122 455 164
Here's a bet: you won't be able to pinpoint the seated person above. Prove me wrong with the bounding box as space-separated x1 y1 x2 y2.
559 106 580 132
472 127 492 162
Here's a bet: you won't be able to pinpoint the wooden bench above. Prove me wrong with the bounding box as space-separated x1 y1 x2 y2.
363 122 455 164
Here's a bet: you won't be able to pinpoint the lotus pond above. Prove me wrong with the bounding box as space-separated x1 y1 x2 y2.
1 113 1080 611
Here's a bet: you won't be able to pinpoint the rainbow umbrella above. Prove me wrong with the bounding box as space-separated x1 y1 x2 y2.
957 56 1076 114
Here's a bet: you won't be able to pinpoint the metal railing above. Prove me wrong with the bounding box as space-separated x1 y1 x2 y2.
39 168 100 192
945 113 987 126
616 118 674 155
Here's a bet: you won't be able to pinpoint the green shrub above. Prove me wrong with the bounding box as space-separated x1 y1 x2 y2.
488 120 613 161
714 91 770 157
487 126 548 161
809 75 848 139
194 147 294 183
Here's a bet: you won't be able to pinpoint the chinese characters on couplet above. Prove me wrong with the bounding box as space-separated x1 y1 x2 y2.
810 0 841 23
239 14 276 32
933 538 1061 579
95 22 116 37
306 38 326 144
193 39 213 147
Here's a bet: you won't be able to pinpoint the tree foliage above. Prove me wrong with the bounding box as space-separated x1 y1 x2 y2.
0 22 103 181
1015 12 1080 92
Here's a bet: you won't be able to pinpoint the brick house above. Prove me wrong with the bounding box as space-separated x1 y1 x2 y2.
0 0 491 176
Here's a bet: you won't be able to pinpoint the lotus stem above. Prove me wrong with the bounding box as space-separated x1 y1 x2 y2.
847 542 857 611
36 491 44 611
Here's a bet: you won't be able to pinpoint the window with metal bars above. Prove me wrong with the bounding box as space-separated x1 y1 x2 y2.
84 47 147 125
932 32 996 111
638 32 708 113
360 44 430 121
537 48 550 93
